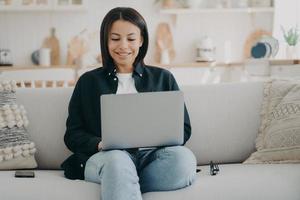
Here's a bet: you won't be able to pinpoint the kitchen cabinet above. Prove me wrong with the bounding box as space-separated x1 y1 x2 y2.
0 0 86 12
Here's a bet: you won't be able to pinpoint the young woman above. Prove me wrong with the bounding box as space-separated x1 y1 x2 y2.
61 7 196 200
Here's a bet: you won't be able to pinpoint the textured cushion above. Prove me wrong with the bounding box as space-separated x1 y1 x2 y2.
0 81 37 170
245 79 300 163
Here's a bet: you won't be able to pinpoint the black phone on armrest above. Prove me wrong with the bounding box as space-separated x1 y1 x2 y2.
15 171 35 178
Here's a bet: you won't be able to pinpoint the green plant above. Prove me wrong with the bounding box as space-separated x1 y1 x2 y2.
281 26 300 46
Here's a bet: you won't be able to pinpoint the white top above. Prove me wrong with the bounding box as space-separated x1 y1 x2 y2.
115 72 153 150
116 73 138 94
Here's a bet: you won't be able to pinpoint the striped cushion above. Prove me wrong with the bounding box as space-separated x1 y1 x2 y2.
0 80 37 170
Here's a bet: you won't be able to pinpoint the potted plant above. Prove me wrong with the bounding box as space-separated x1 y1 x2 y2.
281 26 299 59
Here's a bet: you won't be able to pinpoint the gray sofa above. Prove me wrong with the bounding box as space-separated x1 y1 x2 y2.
1 81 299 200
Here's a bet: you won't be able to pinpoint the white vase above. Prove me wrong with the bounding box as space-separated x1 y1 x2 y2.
39 48 51 66
286 45 297 59
160 50 170 65
297 44 300 58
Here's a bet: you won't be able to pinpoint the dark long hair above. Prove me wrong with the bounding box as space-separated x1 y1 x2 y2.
100 7 149 69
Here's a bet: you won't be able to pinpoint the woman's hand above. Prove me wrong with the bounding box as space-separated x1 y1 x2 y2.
98 141 103 151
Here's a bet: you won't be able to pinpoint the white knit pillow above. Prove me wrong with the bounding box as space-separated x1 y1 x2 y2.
244 79 300 164
0 80 37 169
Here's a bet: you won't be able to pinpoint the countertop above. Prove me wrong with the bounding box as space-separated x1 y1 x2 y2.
0 59 299 72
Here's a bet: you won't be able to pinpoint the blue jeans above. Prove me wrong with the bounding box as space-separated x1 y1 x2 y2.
84 146 197 200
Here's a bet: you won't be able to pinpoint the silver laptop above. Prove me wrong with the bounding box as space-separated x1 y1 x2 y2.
100 91 184 150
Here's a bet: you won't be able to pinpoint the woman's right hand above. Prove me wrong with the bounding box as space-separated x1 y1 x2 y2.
98 141 103 151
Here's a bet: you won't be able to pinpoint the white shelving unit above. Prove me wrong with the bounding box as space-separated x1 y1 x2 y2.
0 0 86 12
53 0 86 11
160 7 274 14
160 7 274 26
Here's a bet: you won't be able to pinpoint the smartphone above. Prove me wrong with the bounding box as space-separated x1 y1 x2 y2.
15 171 35 178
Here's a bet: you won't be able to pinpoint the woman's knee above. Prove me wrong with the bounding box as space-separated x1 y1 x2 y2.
163 146 196 183
141 146 197 192
103 150 136 172
85 150 137 182
161 146 197 168
102 150 139 184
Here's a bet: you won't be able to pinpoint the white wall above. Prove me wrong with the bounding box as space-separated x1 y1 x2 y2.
0 0 273 66
272 0 300 59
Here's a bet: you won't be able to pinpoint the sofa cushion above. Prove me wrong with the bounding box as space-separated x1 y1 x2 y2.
182 82 264 165
245 79 300 163
143 164 300 200
1 164 299 200
16 88 73 169
0 81 37 170
0 170 100 200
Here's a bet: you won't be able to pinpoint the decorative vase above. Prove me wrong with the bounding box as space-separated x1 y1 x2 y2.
286 45 297 59
160 49 170 65
39 48 51 66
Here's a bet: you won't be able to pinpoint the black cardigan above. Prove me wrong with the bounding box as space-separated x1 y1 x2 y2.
61 63 192 180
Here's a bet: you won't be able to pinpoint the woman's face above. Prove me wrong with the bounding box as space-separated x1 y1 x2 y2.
108 20 143 72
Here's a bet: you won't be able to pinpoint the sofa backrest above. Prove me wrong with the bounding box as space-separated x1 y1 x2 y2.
16 88 73 169
182 81 264 165
16 81 264 169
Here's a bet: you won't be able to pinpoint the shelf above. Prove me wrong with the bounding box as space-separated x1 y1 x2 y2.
153 62 240 68
0 6 86 12
0 65 76 71
1 60 299 72
160 7 274 14
160 7 274 26
53 0 87 11
0 0 86 12
154 59 300 68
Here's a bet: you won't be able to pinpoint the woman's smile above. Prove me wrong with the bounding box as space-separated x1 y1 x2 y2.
115 51 132 58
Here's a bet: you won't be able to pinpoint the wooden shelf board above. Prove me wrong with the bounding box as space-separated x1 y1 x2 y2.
0 65 76 71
